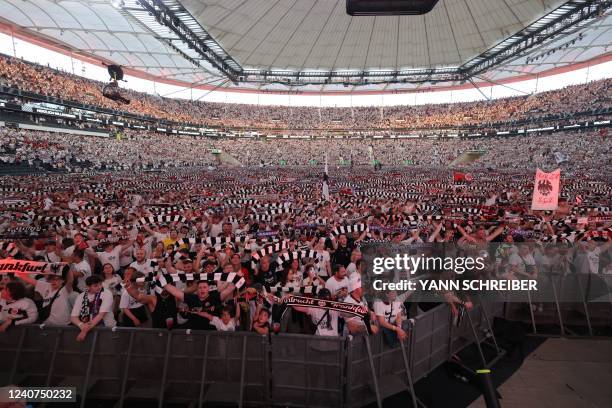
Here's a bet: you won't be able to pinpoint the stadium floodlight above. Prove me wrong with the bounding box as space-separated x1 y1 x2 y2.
110 0 125 9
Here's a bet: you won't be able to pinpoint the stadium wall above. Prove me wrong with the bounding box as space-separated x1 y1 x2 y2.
0 122 108 137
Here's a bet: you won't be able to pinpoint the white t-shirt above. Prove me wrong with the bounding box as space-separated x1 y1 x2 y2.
315 250 331 277
119 289 144 309
73 260 92 292
346 261 357 276
585 246 602 275
324 276 349 300
508 253 536 276
39 251 61 263
97 246 123 271
209 223 223 237
62 245 76 258
210 316 236 331
129 259 157 275
119 246 133 267
102 276 122 297
35 280 71 326
71 290 116 327
373 300 404 324
344 295 368 331
0 297 38 325
308 308 339 336
153 231 168 242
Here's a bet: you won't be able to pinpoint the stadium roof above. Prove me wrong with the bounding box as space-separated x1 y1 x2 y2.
0 0 610 92
183 0 562 71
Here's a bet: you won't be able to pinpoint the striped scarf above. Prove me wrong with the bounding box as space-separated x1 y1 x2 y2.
79 290 103 323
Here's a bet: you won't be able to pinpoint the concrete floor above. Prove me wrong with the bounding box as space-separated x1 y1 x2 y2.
469 338 612 408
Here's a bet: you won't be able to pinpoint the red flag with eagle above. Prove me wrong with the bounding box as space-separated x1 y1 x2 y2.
531 168 561 211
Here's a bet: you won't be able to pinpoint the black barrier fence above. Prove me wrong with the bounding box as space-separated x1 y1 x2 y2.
504 273 612 336
0 301 504 407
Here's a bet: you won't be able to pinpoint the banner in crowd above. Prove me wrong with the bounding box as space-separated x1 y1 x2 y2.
0 259 69 275
281 295 369 319
531 168 561 211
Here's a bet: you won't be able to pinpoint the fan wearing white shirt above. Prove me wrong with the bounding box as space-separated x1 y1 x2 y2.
346 248 362 277
288 288 341 337
16 269 74 326
71 275 116 342
208 214 223 238
344 275 378 335
575 238 611 274
313 238 331 278
119 271 149 327
71 249 92 292
186 304 240 332
507 244 538 279
374 291 408 343
141 223 171 244
129 248 157 275
0 281 39 332
85 239 134 274
324 264 349 301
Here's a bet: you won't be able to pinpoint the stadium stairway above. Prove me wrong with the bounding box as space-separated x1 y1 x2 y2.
216 150 242 166
449 151 486 167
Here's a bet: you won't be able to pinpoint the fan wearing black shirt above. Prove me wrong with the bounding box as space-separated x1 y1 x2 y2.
331 234 354 267
164 280 235 331
123 275 236 330
253 255 278 287
122 272 178 329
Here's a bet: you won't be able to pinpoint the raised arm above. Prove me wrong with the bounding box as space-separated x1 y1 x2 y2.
486 225 505 242
219 282 236 302
161 280 184 303
428 222 443 243
456 224 476 243
123 279 156 310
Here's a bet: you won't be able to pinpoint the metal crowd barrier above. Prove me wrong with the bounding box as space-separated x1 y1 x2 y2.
504 272 612 337
0 302 504 408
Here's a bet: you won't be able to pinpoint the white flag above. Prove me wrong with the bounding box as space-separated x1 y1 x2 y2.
531 168 561 211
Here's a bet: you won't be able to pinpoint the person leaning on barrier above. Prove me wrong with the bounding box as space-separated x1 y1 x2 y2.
343 275 379 335
119 269 149 327
0 281 38 332
288 288 342 337
374 290 409 344
252 303 271 335
574 235 611 275
197 304 240 332
508 243 538 280
155 263 236 331
70 275 116 342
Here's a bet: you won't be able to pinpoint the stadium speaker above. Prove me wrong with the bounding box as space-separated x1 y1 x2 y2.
346 0 440 16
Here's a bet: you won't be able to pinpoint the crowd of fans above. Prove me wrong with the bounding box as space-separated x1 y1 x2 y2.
0 128 217 171
213 130 609 172
0 52 610 344
0 126 608 174
1 54 610 132
0 131 609 340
